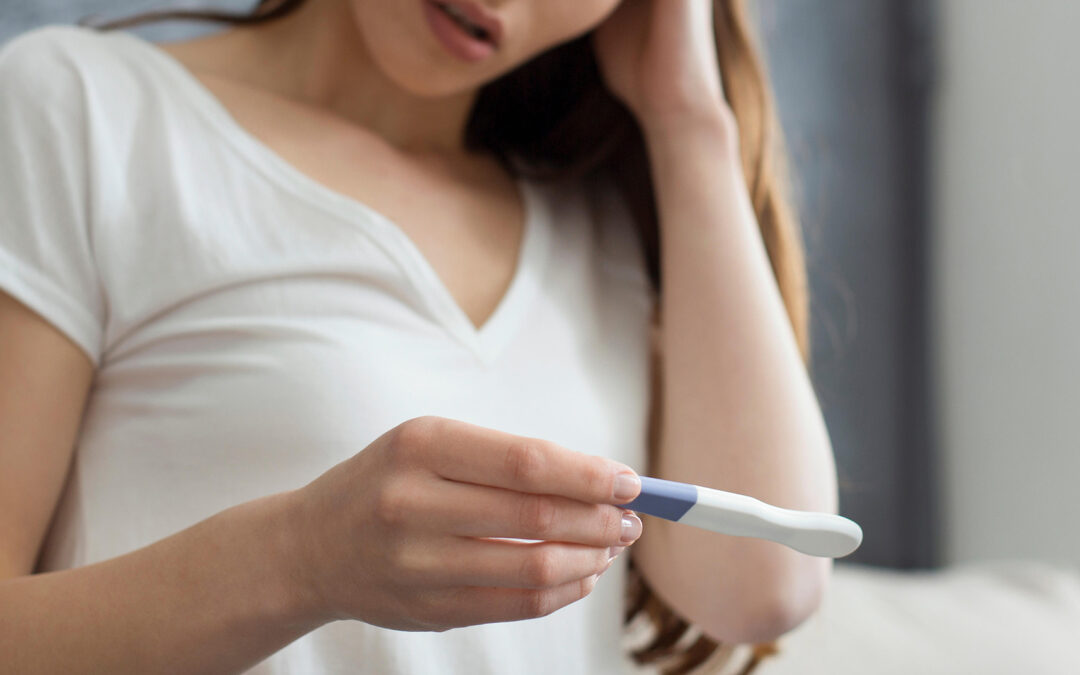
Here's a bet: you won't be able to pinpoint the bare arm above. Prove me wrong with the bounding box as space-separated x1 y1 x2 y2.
631 116 837 644
0 290 326 674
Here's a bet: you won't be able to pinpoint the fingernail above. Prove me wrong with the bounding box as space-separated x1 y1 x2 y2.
620 512 642 544
607 545 626 563
612 472 641 502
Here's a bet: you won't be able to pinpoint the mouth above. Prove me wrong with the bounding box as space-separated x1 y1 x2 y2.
429 0 503 48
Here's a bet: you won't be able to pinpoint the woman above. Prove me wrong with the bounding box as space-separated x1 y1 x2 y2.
0 0 839 672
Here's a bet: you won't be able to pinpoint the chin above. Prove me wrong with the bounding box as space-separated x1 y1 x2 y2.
366 33 482 98
349 0 502 98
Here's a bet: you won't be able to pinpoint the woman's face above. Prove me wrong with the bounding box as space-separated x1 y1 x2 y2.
350 0 622 96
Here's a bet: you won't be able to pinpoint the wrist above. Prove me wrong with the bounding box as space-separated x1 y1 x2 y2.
260 489 336 629
640 104 740 159
642 112 746 195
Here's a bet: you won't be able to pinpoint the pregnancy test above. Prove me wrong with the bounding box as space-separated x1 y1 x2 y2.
618 476 863 558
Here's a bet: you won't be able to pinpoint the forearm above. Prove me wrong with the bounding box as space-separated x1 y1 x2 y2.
634 119 837 641
0 491 327 674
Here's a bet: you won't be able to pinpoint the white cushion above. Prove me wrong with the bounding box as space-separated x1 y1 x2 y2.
753 559 1080 675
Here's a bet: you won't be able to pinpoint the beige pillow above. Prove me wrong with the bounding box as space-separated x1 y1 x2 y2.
748 559 1080 675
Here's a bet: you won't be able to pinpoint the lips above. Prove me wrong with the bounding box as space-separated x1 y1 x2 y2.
430 0 503 48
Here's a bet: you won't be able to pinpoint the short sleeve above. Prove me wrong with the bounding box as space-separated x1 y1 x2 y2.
0 27 106 365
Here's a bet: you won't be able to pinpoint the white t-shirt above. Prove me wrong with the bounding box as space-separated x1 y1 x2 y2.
0 25 658 674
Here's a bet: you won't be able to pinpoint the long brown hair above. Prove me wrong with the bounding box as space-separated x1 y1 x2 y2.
81 1 806 671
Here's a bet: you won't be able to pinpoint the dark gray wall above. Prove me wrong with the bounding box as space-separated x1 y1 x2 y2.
757 0 938 568
2 1 938 569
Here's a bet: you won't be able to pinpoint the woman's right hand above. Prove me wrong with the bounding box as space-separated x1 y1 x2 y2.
286 415 644 631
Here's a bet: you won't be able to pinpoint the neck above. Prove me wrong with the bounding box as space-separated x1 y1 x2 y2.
217 0 480 157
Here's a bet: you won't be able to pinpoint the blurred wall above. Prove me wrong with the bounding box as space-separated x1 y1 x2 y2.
758 1 937 568
933 0 1080 566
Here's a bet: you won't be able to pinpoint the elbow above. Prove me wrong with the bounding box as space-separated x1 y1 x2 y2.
746 569 828 643
701 557 831 645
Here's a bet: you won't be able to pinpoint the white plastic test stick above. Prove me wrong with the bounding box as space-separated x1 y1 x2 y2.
619 476 863 558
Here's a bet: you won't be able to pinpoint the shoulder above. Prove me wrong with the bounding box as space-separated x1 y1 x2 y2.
0 24 147 119
0 26 101 164
581 169 653 291
0 26 85 105
0 25 109 93
582 168 636 251
0 26 112 168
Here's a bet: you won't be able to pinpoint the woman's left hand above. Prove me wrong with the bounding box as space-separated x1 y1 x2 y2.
592 0 731 136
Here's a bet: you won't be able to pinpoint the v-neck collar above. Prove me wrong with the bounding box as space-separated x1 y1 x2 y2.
348 175 551 365
112 28 552 367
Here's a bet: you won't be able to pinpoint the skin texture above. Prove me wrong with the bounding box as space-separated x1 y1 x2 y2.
595 1 838 641
0 0 839 670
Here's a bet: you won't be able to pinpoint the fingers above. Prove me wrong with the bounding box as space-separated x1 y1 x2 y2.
419 573 602 629
396 416 641 504
467 577 601 625
409 538 616 590
418 479 642 547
